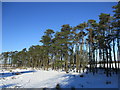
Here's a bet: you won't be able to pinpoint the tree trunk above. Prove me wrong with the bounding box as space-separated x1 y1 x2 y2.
105 47 109 77
117 38 120 69
108 44 112 76
113 39 118 74
65 54 68 73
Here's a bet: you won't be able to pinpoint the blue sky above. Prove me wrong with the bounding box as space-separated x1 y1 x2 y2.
2 2 117 52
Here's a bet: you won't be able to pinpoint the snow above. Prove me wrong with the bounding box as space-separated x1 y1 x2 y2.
0 68 119 88
96 63 120 68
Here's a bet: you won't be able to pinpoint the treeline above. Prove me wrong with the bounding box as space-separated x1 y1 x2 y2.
0 2 120 76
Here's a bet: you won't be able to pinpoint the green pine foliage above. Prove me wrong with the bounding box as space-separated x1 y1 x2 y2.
0 2 120 76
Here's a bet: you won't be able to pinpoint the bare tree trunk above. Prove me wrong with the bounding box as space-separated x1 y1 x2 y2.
103 48 105 69
95 49 98 73
113 39 118 74
65 53 68 73
105 47 109 77
76 52 79 72
89 42 92 72
99 49 102 68
79 38 84 73
108 44 112 76
76 44 79 72
117 30 120 69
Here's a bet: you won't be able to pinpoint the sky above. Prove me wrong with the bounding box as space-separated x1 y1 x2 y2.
2 2 117 53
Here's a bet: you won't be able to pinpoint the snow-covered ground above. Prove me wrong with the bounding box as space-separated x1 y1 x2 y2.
0 68 119 88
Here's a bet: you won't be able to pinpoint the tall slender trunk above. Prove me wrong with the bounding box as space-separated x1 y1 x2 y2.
76 44 79 72
76 52 79 72
95 49 98 73
79 38 84 73
105 47 109 77
60 51 63 70
108 44 112 76
65 54 68 72
117 37 120 69
113 39 117 74
99 49 102 68
89 41 92 72
103 48 105 69
92 43 95 75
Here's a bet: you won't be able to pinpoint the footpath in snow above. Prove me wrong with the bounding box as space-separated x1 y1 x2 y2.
0 68 119 88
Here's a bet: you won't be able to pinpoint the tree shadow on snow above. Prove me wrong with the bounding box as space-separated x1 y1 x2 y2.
0 70 36 78
58 69 118 89
0 84 16 88
59 72 87 88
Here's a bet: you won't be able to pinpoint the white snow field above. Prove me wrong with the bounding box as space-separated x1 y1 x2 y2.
0 68 119 88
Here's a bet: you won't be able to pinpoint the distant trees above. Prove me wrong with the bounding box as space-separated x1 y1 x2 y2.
1 52 9 68
0 1 120 76
112 1 120 69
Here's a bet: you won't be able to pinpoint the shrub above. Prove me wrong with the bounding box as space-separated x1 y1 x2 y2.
43 87 47 90
56 83 60 89
80 74 84 77
73 75 75 77
106 81 111 84
11 76 16 79
79 84 84 87
66 71 69 73
86 72 88 74
15 73 20 75
9 70 12 72
71 86 75 90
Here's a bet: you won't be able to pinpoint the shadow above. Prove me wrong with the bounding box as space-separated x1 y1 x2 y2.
19 70 36 74
56 72 87 88
58 69 118 88
0 84 16 88
0 70 36 78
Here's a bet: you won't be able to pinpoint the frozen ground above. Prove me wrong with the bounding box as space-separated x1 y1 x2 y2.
0 68 119 88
